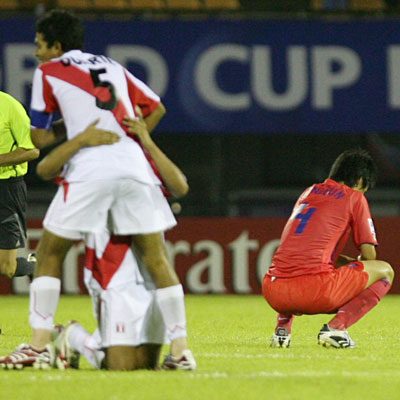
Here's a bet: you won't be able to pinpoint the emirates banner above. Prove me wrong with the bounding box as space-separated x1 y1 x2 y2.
1 217 399 295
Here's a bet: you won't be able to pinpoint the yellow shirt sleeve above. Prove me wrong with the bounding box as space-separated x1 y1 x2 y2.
8 95 34 150
0 92 35 178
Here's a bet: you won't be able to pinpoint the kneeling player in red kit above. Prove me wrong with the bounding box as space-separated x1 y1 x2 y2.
262 148 394 348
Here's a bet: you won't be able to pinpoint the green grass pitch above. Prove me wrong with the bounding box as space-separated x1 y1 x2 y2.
1 295 400 400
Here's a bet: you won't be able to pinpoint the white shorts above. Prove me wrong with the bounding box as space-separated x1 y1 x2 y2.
43 179 176 240
89 281 167 347
84 230 167 347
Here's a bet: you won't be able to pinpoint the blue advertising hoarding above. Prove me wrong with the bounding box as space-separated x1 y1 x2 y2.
1 17 400 134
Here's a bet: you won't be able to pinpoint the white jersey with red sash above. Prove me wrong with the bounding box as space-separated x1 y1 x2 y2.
30 50 161 185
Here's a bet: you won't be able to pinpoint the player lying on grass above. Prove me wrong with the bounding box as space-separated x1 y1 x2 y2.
262 148 394 349
0 110 195 370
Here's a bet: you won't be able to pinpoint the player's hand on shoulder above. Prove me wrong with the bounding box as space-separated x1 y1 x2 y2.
78 119 120 147
123 108 152 147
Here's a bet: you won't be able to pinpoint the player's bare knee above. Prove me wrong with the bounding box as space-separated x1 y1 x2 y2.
0 270 14 279
375 261 394 284
0 260 17 278
383 262 395 284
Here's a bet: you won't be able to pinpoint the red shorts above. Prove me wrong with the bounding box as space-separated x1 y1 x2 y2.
262 262 369 315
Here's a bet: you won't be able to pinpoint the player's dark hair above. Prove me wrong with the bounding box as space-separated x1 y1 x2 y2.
36 9 84 52
328 148 377 190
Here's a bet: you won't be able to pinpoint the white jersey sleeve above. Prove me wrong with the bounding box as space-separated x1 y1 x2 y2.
124 69 160 118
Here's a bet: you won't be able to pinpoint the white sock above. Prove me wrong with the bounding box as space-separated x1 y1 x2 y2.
156 284 187 341
29 277 61 330
69 325 104 369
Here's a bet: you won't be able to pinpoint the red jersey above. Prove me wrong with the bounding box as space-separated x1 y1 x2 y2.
268 179 378 278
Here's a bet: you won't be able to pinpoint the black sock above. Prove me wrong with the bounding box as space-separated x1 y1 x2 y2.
14 257 35 277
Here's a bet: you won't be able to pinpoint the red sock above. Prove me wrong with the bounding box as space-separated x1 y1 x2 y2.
275 314 294 333
329 279 391 330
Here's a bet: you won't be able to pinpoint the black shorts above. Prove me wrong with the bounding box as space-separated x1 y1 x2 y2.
0 177 27 249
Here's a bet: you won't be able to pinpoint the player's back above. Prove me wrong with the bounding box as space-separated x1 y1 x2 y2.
31 50 160 185
270 179 364 277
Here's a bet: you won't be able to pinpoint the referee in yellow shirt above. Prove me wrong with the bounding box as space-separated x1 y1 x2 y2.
0 91 39 279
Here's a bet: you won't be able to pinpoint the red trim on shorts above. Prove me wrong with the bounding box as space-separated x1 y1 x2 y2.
85 235 132 290
53 177 70 202
62 181 70 202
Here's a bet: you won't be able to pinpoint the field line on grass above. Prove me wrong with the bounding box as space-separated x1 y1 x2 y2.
229 370 400 379
201 352 383 361
1 370 398 381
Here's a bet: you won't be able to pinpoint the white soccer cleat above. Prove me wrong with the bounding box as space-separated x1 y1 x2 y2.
161 349 197 371
270 327 292 348
53 321 81 369
317 324 356 348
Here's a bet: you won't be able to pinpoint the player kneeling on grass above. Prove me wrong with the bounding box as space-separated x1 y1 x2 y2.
52 230 175 371
48 115 194 371
0 111 195 370
0 9 195 372
262 148 394 349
